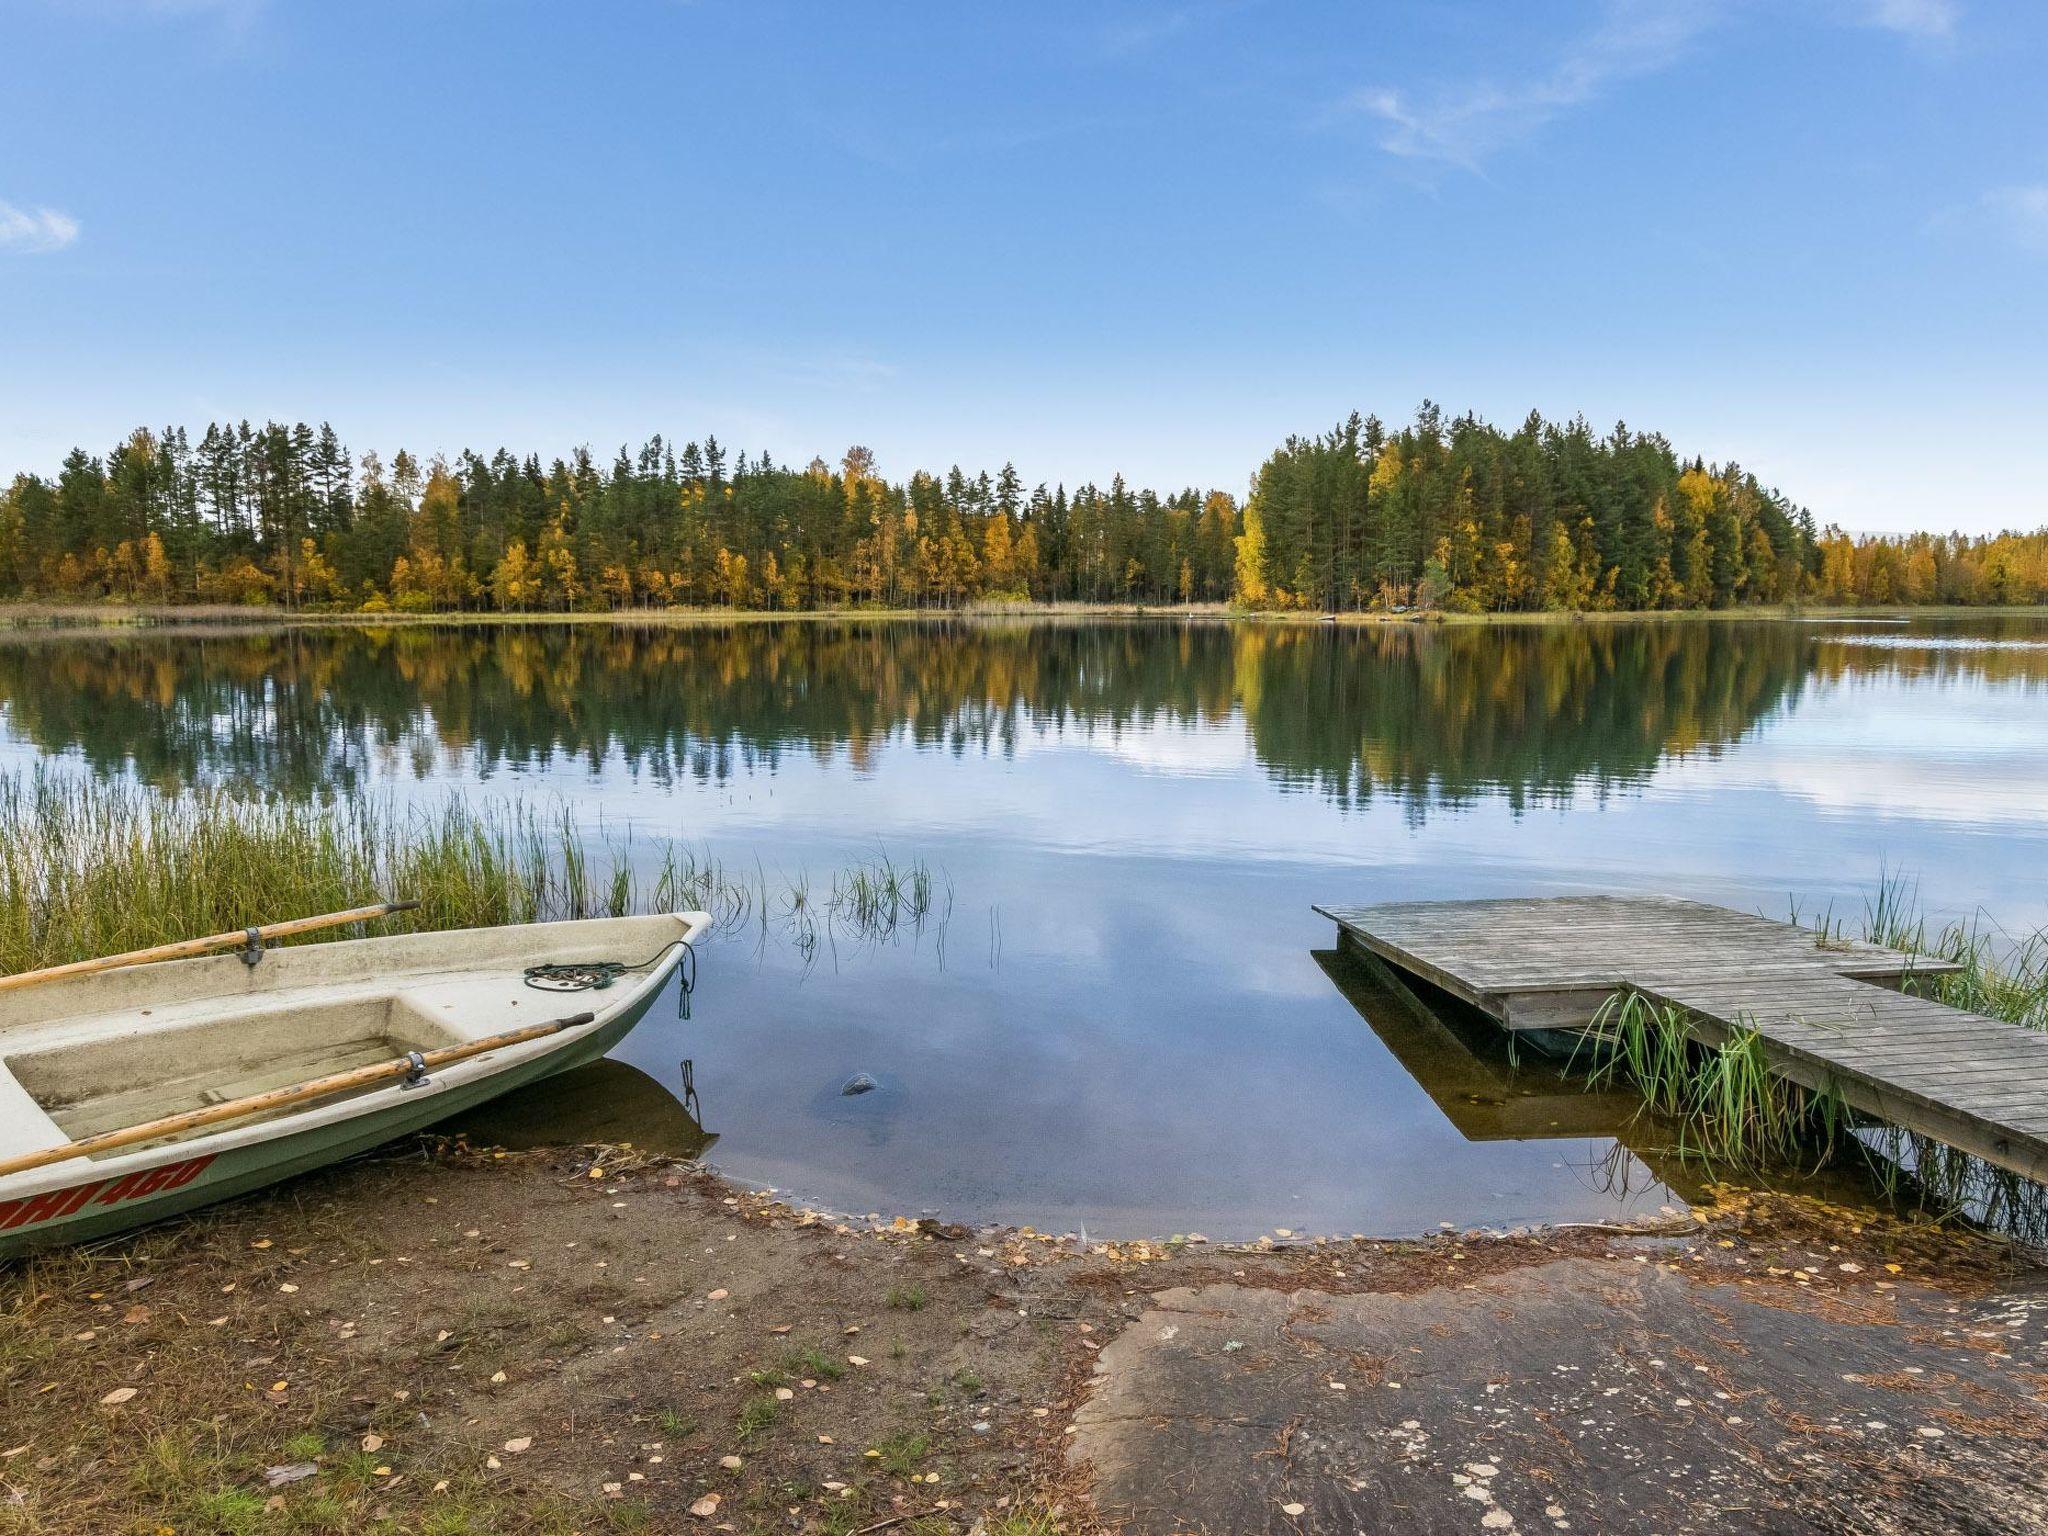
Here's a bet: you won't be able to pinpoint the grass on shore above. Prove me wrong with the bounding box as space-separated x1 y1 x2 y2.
0 774 944 977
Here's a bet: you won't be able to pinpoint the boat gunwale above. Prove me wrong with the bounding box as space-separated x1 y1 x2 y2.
0 910 710 1202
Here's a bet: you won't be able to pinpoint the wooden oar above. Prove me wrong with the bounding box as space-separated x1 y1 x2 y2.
0 1010 597 1179
0 900 422 995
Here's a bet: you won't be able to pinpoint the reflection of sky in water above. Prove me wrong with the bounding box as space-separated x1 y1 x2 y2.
328 660 2047 935
3 618 2046 1236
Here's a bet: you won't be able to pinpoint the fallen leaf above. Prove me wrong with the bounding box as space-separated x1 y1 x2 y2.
100 1387 138 1406
122 1305 151 1325
1281 1502 1305 1517
708 1288 729 1301
503 1436 532 1454
361 1433 384 1453
278 1283 299 1294
263 1462 318 1487
719 1454 742 1470
689 1493 721 1517
846 1355 869 1367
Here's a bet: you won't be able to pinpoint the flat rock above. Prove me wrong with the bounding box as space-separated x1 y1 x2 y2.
1071 1257 2048 1535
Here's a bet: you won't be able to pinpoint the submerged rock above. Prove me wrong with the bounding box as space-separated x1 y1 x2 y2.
840 1072 879 1097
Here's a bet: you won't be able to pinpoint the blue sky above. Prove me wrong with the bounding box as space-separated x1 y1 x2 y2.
2 0 2044 534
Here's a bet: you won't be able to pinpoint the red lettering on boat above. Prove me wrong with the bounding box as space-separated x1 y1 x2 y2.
1 1155 216 1231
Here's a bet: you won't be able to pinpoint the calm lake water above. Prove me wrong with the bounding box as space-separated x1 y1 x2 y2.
4 614 2046 1238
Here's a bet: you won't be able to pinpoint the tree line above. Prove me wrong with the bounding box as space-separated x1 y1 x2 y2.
1 407 2042 613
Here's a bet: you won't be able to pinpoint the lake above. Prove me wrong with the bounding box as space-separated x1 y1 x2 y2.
3 613 2045 1238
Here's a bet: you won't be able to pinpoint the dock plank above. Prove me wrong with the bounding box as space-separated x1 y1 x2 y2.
1318 897 2045 1185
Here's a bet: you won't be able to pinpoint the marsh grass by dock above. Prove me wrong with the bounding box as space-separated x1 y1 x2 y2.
1568 881 2048 1231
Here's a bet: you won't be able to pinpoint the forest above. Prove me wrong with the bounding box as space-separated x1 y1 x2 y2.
1 406 2043 614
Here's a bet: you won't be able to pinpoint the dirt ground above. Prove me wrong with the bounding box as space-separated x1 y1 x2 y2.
5 1142 2048 1536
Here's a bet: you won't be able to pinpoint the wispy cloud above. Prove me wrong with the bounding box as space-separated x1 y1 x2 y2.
0 200 80 254
1342 0 1720 169
1853 0 1958 39
1985 185 2048 254
1341 0 1960 170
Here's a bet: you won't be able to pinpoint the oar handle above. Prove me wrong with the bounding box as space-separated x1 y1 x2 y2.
0 900 421 995
0 1011 598 1179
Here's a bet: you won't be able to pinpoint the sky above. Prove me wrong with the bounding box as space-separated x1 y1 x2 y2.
1 0 2044 535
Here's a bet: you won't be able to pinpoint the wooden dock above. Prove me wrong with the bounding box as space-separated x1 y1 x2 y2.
1315 895 2048 1184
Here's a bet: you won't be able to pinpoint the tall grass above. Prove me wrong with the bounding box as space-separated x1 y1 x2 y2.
1843 873 2048 1031
1575 877 2048 1210
1574 993 1850 1170
0 773 942 975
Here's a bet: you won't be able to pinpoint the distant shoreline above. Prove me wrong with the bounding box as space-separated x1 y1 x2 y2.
1 599 2044 634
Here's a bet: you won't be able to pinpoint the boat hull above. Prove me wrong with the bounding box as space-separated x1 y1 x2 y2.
0 948 680 1259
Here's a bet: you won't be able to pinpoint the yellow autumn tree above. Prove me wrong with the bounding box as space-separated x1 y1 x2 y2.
1232 505 1269 607
142 532 172 601
537 518 582 610
492 538 539 610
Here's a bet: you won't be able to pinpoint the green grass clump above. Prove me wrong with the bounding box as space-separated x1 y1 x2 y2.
885 1284 928 1311
871 1430 930 1476
0 771 944 975
1575 992 1846 1170
785 1345 846 1381
736 1394 780 1440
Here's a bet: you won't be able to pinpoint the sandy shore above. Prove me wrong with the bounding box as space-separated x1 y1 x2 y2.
5 1141 2048 1534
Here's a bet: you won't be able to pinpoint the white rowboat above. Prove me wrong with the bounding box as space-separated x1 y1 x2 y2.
0 910 709 1257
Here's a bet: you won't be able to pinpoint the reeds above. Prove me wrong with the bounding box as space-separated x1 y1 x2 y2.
1575 877 2048 1206
0 772 942 975
1855 873 2048 1032
1574 993 1848 1170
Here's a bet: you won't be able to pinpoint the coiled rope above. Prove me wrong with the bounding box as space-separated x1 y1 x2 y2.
524 939 696 1018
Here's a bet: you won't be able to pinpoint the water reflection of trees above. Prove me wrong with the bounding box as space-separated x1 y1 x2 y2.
0 618 2039 813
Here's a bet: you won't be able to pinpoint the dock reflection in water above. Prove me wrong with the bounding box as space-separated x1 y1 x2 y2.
1313 946 1710 1210
441 1058 718 1160
1314 946 2026 1230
